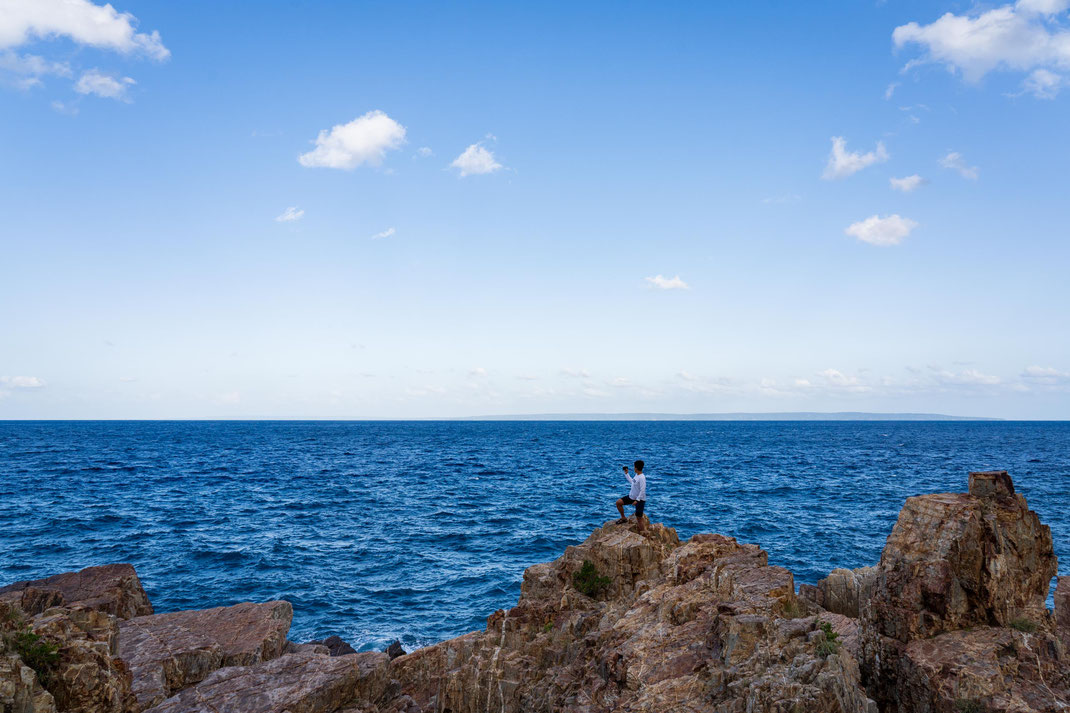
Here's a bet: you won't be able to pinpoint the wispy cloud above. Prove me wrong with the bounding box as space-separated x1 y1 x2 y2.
645 274 689 290
275 206 305 222
299 110 407 170
822 137 889 180
74 69 135 101
845 214 918 246
560 368 591 378
940 151 979 180
890 174 926 192
370 227 396 240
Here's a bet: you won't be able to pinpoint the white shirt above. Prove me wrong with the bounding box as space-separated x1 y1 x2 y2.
626 471 646 501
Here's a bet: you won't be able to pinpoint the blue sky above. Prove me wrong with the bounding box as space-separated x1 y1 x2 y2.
1 0 1068 419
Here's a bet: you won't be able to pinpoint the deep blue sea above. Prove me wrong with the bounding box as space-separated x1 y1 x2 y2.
1 421 1067 651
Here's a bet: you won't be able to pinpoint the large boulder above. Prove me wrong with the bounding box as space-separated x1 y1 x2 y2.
0 566 152 621
390 521 875 713
118 601 292 711
1056 576 1069 635
143 650 392 713
861 471 1063 711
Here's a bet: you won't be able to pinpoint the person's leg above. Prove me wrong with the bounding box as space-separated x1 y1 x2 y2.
635 500 646 532
615 497 629 524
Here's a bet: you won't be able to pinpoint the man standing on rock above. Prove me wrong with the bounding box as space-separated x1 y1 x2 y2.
615 460 647 532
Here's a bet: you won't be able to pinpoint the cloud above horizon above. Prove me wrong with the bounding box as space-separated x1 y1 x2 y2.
74 69 135 100
370 227 396 240
890 174 926 192
893 1 1070 97
299 111 407 170
275 206 304 223
645 274 689 290
451 142 502 177
940 151 980 180
845 214 919 246
822 137 889 180
0 0 167 96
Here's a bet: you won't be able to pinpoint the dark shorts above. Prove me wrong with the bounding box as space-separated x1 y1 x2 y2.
621 496 645 518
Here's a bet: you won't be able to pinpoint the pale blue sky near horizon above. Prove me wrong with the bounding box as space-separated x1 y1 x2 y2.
1 0 1068 419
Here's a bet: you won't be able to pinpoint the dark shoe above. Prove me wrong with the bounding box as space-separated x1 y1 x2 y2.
615 517 628 524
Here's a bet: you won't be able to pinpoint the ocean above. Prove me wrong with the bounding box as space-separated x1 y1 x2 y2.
1 420 1067 651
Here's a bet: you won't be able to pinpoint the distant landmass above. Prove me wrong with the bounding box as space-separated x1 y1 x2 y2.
459 412 1001 421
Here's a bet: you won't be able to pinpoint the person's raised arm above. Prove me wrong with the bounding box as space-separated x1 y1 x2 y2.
623 466 634 485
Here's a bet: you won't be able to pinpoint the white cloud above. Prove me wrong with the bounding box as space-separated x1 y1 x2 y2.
940 151 980 180
469 367 488 377
885 82 900 99
845 214 919 246
930 367 1001 386
74 68 134 100
1021 365 1070 384
645 274 689 290
370 227 396 240
275 206 304 223
560 368 591 378
890 174 926 192
0 375 45 388
450 142 502 177
298 110 407 170
822 137 889 180
415 146 433 157
1022 67 1063 97
0 50 70 88
0 0 169 60
892 2 1070 84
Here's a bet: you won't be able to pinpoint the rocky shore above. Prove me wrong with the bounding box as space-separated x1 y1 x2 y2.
2 470 1067 713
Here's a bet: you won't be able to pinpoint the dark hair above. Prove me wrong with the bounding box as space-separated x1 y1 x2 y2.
634 460 644 472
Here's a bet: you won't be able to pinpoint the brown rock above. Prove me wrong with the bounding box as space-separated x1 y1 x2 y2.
390 521 875 713
897 626 1069 712
143 650 392 713
861 470 1062 711
0 652 57 713
1056 576 1069 634
305 635 356 657
812 566 877 619
118 601 292 711
0 566 152 621
30 606 134 713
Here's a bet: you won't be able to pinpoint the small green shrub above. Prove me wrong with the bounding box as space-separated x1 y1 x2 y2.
542 621 553 633
815 621 841 657
1009 618 1038 633
955 698 984 713
572 560 611 598
8 629 60 686
782 600 802 619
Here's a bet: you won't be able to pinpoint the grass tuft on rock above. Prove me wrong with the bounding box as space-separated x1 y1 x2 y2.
0 602 60 686
572 560 611 598
815 621 841 657
1009 617 1038 633
955 699 984 713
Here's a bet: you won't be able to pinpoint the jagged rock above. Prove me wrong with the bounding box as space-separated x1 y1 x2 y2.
305 635 357 657
804 567 877 619
30 606 134 713
861 470 1063 712
896 626 1069 712
284 641 330 656
391 521 875 713
384 641 405 660
118 601 292 711
143 650 392 713
0 601 58 713
1056 576 1069 634
0 566 153 621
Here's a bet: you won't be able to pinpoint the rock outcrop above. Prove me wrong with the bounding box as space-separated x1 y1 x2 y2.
800 566 877 619
0 566 153 621
390 524 876 713
118 601 293 710
860 470 1064 712
2 469 1064 713
142 650 393 713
